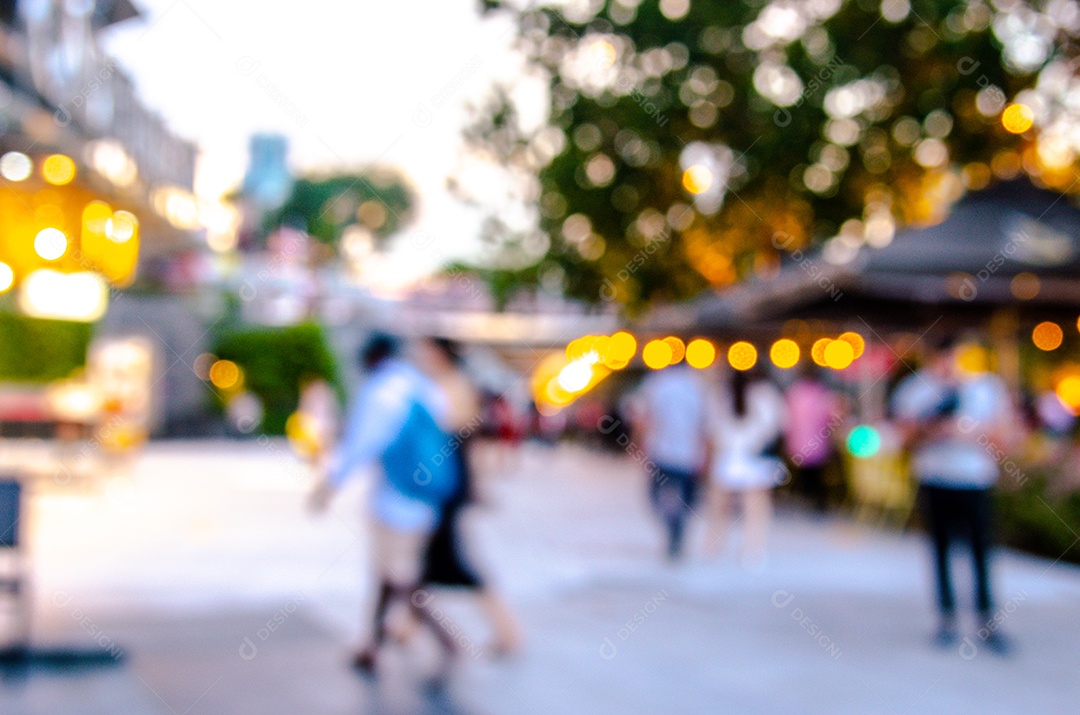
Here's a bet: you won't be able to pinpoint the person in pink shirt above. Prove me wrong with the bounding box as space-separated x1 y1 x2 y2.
783 368 842 512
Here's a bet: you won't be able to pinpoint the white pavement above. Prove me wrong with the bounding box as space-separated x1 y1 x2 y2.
2 439 1079 714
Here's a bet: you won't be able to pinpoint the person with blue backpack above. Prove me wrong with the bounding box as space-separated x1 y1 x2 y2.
309 332 461 681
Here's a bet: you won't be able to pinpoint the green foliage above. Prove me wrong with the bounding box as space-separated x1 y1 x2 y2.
445 258 544 312
0 313 92 383
467 0 1059 311
996 475 1080 566
212 323 342 435
264 171 416 248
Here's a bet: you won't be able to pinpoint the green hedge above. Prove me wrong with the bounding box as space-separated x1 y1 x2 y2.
211 322 342 435
996 475 1080 566
0 312 92 383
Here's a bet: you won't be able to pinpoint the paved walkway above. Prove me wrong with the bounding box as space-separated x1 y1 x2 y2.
1 440 1079 714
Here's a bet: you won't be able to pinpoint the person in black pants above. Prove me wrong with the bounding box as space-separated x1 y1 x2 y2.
649 465 700 561
405 338 523 656
891 337 1017 655
922 485 994 618
419 431 520 655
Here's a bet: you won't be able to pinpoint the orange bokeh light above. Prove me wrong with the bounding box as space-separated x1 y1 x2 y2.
1032 321 1063 351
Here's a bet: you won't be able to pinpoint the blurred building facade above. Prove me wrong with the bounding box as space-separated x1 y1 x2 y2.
0 0 199 296
0 0 205 435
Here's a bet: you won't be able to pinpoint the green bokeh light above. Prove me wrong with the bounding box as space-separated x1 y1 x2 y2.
847 425 881 459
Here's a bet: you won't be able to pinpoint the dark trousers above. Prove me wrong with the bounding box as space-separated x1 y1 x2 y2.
796 464 829 513
649 465 699 559
921 484 995 616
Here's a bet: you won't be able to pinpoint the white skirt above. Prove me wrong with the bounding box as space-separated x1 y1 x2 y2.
712 453 784 491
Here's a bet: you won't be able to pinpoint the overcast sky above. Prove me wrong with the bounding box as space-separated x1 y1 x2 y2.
102 0 531 282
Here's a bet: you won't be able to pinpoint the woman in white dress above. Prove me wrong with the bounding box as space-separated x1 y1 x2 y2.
707 366 787 567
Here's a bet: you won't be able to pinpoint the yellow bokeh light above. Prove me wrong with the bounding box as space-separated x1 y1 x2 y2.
607 331 637 363
0 262 13 293
824 339 854 369
590 335 611 362
770 339 800 369
682 164 713 194
80 201 140 287
642 339 673 370
685 339 716 369
1056 375 1080 413
545 377 572 406
727 341 758 371
109 211 138 243
664 336 686 364
1032 321 1063 351
82 200 112 233
811 338 832 367
286 412 322 458
566 336 595 361
209 359 242 390
837 331 865 358
558 360 595 393
1001 103 1034 134
42 154 76 185
956 344 989 374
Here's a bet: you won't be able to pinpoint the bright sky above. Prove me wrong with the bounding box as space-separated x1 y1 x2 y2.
102 0 531 281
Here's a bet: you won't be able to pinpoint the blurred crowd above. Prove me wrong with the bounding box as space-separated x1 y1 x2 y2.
293 331 1080 681
602 333 1064 655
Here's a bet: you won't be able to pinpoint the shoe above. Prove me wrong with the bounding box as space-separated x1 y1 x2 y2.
933 622 959 648
351 648 377 677
982 631 1014 657
0 645 28 664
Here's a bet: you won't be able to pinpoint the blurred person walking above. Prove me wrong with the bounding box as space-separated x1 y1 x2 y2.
288 378 339 465
408 337 523 656
707 367 786 568
635 359 711 561
783 366 842 513
489 394 524 473
891 336 1017 654
309 333 461 681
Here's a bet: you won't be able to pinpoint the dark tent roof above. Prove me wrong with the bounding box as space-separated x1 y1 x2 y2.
862 180 1080 279
92 0 141 30
674 180 1080 335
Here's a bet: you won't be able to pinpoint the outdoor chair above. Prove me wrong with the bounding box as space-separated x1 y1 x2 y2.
0 477 29 654
844 450 917 529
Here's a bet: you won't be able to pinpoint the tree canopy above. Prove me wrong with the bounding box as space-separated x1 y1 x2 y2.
265 169 417 253
463 0 1080 313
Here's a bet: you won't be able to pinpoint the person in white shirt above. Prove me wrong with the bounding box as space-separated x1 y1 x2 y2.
891 336 1016 655
309 333 459 679
707 366 786 567
635 361 711 561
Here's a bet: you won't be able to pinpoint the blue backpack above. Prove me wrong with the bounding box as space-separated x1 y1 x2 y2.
380 400 461 507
